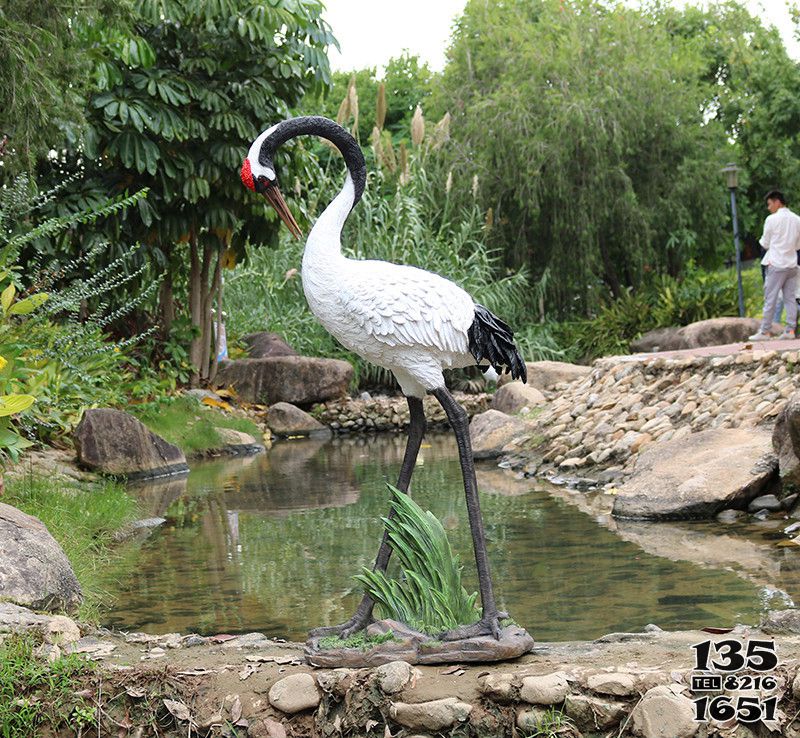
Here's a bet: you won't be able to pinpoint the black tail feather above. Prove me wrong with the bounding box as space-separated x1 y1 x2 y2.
467 304 527 383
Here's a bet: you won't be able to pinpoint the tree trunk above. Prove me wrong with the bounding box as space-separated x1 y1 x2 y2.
208 267 224 384
158 244 175 337
188 235 203 386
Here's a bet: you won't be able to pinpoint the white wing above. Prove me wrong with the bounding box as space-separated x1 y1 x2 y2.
338 260 474 355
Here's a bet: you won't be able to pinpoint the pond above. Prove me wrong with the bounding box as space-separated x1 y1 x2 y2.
101 433 796 642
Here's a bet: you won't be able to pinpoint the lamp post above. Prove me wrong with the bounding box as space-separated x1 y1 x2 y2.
722 162 745 317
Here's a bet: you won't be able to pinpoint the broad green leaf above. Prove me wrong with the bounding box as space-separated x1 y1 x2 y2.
0 394 36 416
1 284 15 313
9 293 49 315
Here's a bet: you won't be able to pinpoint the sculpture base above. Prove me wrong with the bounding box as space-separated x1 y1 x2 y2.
305 618 534 668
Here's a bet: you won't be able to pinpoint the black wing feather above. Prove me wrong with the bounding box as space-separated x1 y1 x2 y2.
467 304 527 383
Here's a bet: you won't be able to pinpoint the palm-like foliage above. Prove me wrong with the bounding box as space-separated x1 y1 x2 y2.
354 486 479 634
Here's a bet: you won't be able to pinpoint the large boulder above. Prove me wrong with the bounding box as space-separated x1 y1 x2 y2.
631 317 760 353
243 332 298 359
612 428 777 520
498 360 590 391
0 504 82 612
74 408 188 479
267 402 330 437
773 392 800 491
469 409 532 459
215 356 353 407
491 381 546 415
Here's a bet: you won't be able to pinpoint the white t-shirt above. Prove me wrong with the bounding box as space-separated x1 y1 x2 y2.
761 206 800 270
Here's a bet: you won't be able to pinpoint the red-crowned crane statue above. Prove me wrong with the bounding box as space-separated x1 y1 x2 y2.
241 116 527 640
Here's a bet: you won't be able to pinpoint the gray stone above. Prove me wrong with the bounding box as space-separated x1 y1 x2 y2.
612 429 777 520
469 409 532 460
389 697 472 731
243 332 298 359
74 408 188 479
0 504 82 613
215 356 353 406
761 609 800 634
516 707 550 732
748 494 783 513
267 402 330 437
564 694 627 730
586 672 637 696
520 672 570 705
499 360 590 390
773 392 800 490
491 382 546 415
268 673 320 714
375 660 416 694
214 427 263 454
479 672 517 702
716 509 744 523
793 670 800 700
112 517 166 543
630 685 697 738
0 603 80 643
631 318 760 353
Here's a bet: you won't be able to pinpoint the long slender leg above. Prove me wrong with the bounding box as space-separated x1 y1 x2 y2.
309 396 426 638
432 386 503 640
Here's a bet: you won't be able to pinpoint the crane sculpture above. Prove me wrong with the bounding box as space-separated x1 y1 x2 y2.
241 116 527 641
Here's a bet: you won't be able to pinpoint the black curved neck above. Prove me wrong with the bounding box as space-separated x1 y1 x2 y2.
259 116 367 206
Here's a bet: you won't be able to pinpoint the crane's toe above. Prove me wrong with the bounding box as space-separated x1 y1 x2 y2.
307 612 374 640
438 611 508 642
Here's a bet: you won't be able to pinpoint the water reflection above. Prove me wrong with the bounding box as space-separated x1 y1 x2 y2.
103 434 768 641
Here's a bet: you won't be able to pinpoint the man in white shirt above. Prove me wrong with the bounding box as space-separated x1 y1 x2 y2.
750 190 800 340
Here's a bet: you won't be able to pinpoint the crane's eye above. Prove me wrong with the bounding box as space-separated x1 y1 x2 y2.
255 175 274 193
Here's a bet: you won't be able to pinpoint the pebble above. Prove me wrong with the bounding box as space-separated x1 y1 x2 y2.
519 672 570 705
268 673 320 714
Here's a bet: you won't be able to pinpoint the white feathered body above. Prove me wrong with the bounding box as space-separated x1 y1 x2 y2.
301 174 476 397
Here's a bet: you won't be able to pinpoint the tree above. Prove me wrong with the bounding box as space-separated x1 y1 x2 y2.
0 0 128 172
433 0 731 315
43 0 335 384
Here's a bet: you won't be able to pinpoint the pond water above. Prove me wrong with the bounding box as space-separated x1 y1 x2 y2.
101 434 793 642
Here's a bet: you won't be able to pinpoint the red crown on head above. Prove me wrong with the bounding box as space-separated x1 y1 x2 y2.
240 158 255 191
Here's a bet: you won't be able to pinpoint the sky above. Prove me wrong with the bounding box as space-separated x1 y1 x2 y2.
321 0 799 74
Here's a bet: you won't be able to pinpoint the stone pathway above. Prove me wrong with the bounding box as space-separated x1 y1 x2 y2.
624 337 800 361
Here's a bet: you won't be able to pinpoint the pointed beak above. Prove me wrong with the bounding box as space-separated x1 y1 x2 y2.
263 185 303 240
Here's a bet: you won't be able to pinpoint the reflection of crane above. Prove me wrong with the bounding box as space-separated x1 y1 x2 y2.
241 116 527 640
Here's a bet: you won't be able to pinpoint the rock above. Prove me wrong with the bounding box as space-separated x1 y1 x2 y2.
215 356 353 406
375 661 416 694
564 694 627 730
243 332 298 359
612 429 777 520
773 392 800 490
389 697 472 731
632 318 760 353
793 670 800 701
74 408 188 479
248 718 287 738
761 609 800 634
479 672 517 702
214 427 264 454
0 603 81 642
748 494 783 513
630 326 685 353
586 672 637 696
0 504 82 612
267 673 320 714
112 517 166 543
469 410 532 459
500 360 590 390
716 509 744 523
630 685 697 738
516 707 550 732
267 402 330 437
491 382 546 414
519 672 570 705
